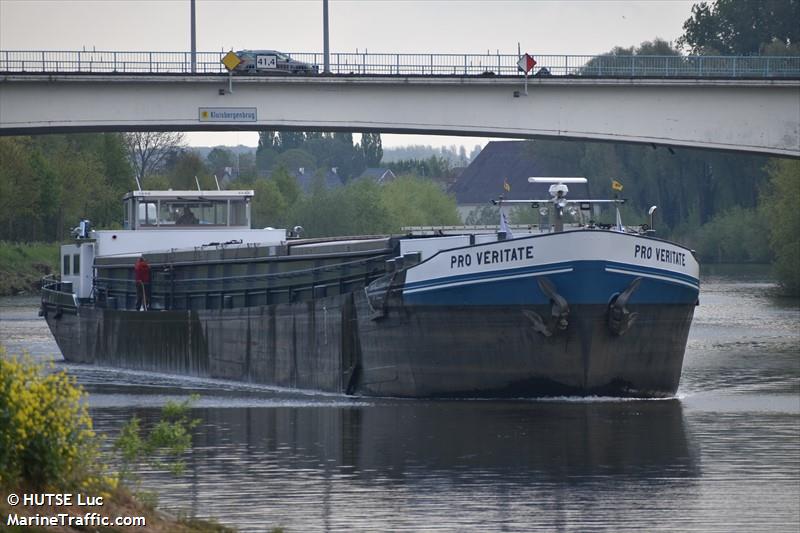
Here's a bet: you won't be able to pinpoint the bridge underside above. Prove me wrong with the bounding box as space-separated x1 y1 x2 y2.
0 75 798 157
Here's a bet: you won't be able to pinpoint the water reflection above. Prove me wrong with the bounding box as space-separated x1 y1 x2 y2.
93 400 699 532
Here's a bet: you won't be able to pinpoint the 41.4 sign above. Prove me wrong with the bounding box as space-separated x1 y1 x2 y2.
256 55 278 69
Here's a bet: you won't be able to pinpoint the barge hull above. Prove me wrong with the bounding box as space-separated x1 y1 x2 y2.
44 290 694 398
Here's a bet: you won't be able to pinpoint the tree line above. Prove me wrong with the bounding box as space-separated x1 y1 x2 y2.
0 131 460 241
255 131 383 182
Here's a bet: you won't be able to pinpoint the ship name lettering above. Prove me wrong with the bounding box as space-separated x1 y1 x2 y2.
654 247 686 266
634 244 653 259
635 244 686 267
449 245 534 269
450 253 472 268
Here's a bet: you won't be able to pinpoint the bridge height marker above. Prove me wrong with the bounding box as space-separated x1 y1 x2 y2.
517 53 536 96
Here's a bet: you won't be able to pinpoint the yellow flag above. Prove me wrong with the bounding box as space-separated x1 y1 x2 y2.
611 179 624 192
503 178 511 192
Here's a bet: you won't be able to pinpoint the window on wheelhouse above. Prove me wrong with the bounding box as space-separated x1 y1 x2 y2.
230 199 248 226
122 191 254 229
137 202 157 227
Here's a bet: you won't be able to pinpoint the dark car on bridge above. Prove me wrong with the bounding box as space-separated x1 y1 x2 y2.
234 50 318 75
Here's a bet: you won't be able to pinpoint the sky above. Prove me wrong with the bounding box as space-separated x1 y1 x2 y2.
0 0 696 149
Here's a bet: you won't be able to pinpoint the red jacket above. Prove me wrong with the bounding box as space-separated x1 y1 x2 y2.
134 259 151 283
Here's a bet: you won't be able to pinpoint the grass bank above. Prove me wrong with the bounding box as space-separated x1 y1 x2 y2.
0 242 59 296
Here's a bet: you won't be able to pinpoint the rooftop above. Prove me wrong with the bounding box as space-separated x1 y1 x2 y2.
449 141 590 204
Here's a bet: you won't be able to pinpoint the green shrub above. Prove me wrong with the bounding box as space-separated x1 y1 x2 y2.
0 347 114 493
686 207 771 264
761 159 800 295
115 395 200 485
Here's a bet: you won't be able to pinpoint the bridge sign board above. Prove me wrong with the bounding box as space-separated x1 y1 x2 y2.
199 107 257 122
256 54 278 69
221 51 242 71
517 54 536 74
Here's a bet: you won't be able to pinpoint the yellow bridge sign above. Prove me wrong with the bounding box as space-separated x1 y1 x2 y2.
221 51 242 72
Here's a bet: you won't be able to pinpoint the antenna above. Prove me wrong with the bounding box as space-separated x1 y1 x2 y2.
134 176 143 192
195 176 201 191
214 174 221 190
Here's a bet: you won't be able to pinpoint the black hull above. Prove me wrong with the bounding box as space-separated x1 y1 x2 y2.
44 289 694 398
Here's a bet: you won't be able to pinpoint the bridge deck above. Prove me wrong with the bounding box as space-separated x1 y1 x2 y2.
1 50 799 79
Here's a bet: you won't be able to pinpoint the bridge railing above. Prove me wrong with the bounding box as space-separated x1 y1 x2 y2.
1 50 799 78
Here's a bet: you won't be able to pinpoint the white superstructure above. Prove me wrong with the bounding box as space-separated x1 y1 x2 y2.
61 190 287 299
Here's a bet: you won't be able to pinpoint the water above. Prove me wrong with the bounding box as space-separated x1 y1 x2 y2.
1 267 798 532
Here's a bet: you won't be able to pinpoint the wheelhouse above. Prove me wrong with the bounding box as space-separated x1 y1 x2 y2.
122 190 254 230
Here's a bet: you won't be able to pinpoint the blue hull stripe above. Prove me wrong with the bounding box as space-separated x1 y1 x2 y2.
602 260 699 287
402 260 699 306
604 266 699 290
404 260 698 293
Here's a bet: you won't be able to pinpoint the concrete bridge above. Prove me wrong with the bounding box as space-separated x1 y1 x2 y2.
1 51 798 157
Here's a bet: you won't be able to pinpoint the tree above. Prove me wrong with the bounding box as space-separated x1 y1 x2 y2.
692 207 770 263
168 151 211 190
469 145 482 163
206 147 235 179
457 146 468 167
237 152 257 182
361 133 383 167
581 38 682 76
0 137 37 240
275 148 317 174
386 155 451 179
250 179 289 228
124 132 185 187
270 165 301 206
678 0 800 55
465 205 499 225
380 176 460 229
256 146 278 175
761 159 800 295
276 131 306 151
258 131 278 151
328 132 364 180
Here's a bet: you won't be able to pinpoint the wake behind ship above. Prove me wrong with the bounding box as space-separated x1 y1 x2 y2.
41 178 699 398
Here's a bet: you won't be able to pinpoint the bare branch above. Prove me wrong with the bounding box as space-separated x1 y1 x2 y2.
124 132 185 185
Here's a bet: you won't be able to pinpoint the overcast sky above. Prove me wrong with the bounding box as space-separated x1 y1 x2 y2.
0 0 696 149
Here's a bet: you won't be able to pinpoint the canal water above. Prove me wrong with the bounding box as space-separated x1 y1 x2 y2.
1 266 798 532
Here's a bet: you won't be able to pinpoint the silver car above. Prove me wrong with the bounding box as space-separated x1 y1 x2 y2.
234 50 318 75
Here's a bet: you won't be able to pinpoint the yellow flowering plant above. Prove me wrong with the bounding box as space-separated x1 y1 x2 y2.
0 347 114 492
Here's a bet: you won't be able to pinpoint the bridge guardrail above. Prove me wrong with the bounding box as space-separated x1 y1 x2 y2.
1 50 799 78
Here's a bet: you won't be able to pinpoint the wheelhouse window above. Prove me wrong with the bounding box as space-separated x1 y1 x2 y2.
230 199 248 226
62 255 70 276
123 200 131 229
159 201 228 226
73 254 80 275
137 201 157 226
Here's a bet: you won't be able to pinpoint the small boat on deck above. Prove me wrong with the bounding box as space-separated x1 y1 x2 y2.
41 178 699 397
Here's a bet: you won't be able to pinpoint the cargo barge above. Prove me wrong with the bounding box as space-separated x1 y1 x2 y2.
41 179 699 397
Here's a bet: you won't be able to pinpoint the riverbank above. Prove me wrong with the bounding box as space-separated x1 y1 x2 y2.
0 242 58 296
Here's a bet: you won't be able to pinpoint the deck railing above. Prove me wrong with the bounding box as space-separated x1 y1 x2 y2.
40 275 78 311
2 50 799 78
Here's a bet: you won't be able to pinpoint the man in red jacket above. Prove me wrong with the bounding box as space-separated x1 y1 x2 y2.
134 256 151 311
